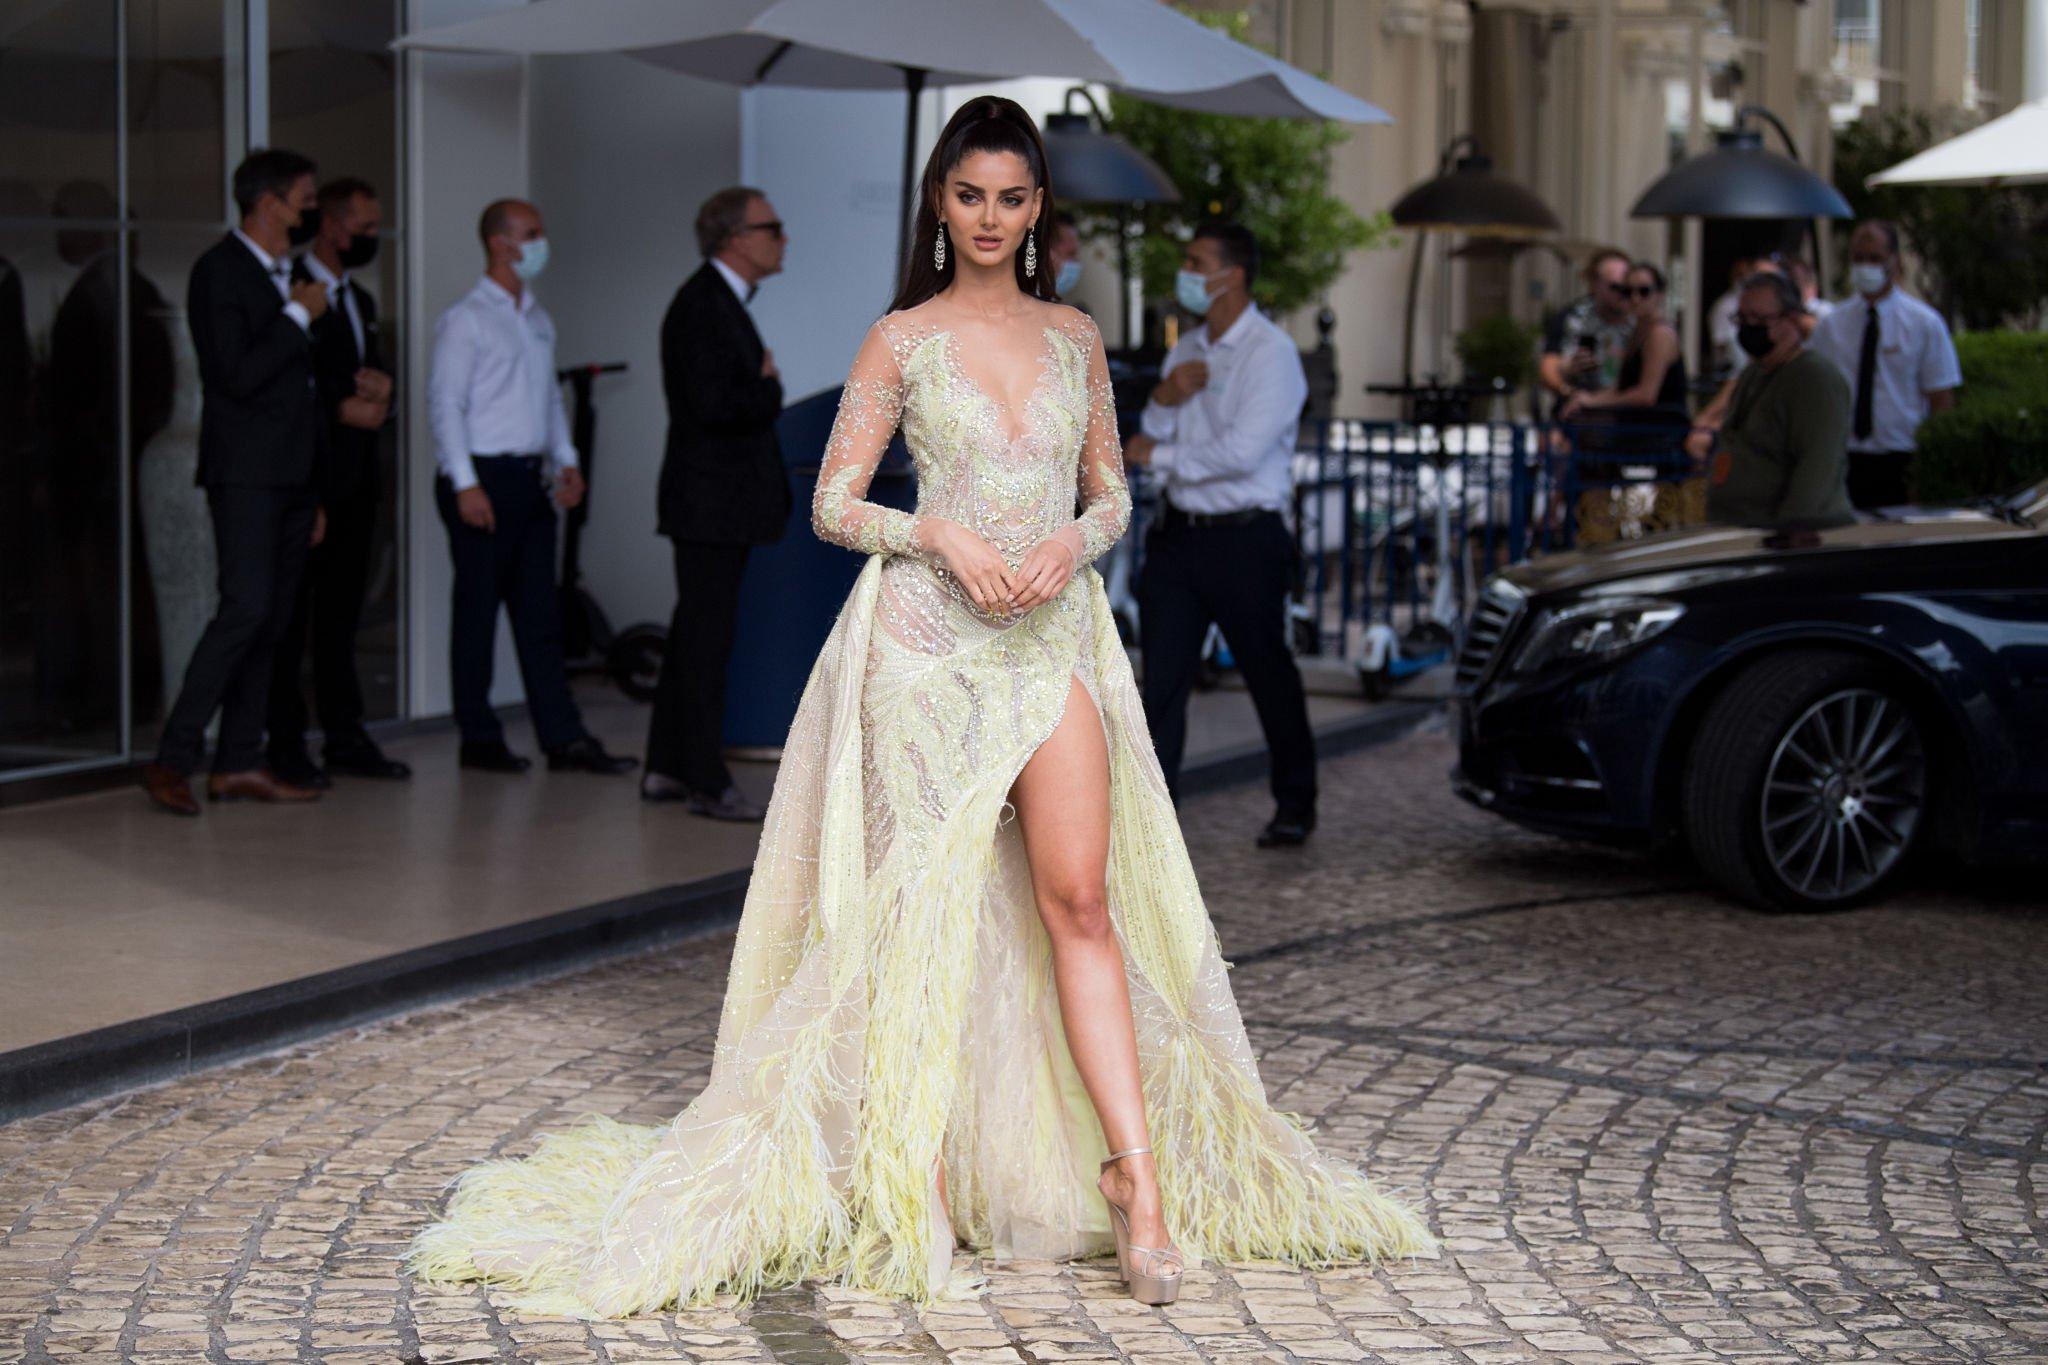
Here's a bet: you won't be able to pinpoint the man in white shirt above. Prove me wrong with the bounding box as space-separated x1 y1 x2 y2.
1811 219 1961 509
1125 222 1316 848
428 197 634 776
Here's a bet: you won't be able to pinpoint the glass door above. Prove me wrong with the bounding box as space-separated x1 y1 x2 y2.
0 0 128 776
126 0 242 759
0 0 405 784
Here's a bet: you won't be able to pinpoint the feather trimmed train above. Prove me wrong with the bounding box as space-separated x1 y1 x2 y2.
408 559 1433 1318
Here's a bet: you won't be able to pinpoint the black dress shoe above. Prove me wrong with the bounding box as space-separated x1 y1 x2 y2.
266 750 332 790
324 738 412 780
545 735 638 775
460 740 532 773
1257 812 1316 848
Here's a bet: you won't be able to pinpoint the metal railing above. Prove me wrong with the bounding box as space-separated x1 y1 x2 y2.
1290 419 1702 665
1108 419 1704 686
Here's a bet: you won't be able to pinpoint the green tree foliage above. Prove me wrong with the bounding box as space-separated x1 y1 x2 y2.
1832 108 2048 330
1080 9 1394 319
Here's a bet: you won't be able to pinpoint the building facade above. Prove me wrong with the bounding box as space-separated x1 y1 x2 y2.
1231 0 2035 413
0 0 2033 795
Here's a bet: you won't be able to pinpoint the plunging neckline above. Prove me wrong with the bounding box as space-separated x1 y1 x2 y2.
930 325 1065 449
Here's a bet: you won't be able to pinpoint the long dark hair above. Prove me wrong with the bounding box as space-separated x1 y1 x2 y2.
889 96 1060 314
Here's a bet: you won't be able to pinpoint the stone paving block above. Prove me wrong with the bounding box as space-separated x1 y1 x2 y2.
2 729 2043 1363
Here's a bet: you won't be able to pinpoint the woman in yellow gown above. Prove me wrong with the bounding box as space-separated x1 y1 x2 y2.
409 96 1430 1319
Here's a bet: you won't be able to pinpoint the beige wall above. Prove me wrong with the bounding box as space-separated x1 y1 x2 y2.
1262 0 1472 416
1207 0 2042 412
1252 0 1884 413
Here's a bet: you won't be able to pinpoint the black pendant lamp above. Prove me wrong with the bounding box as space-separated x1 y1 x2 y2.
1389 135 1561 392
1390 137 1563 238
1042 89 1180 205
1042 87 1180 347
1632 106 1852 220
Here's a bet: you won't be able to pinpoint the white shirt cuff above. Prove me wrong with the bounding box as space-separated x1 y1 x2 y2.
445 457 479 493
284 301 312 332
1140 402 1178 442
551 450 580 471
1148 442 1179 475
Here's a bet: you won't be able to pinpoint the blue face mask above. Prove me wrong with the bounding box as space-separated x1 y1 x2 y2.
511 235 550 281
1176 267 1219 316
1055 258 1083 295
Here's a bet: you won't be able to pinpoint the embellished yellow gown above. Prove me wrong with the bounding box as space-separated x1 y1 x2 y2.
408 302 1432 1318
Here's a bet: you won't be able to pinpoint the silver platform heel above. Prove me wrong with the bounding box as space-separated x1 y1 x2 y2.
1099 1145 1185 1305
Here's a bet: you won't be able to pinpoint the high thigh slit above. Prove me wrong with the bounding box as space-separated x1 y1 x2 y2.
407 303 1433 1319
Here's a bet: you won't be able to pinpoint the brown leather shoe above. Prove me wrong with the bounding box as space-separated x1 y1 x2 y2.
206 768 322 803
140 762 202 817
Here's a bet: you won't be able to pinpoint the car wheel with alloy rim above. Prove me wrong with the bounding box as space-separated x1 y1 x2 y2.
1683 650 1926 912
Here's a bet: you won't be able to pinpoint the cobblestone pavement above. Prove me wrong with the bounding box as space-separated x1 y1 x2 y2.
3 719 2044 1364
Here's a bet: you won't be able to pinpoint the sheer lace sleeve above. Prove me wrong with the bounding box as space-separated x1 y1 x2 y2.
811 321 928 559
1049 317 1132 573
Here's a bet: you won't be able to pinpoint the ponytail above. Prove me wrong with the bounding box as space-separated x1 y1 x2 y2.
890 96 1061 314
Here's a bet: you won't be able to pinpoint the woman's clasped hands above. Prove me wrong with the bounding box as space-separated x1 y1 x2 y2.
928 519 1078 619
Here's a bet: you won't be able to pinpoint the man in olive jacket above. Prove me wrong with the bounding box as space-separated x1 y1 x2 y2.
1705 272 1854 532
643 187 790 819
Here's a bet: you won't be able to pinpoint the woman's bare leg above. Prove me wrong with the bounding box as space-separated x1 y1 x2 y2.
1010 675 1173 1254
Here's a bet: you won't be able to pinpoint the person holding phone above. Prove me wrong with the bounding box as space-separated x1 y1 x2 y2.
1538 248 1634 415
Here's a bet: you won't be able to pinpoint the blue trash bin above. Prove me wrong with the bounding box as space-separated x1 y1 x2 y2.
721 386 915 749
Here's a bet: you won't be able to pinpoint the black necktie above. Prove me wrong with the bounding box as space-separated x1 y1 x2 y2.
1853 303 1879 442
745 284 759 304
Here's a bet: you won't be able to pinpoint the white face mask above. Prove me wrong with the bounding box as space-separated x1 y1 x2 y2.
511 235 550 281
1850 262 1889 297
1055 257 1083 295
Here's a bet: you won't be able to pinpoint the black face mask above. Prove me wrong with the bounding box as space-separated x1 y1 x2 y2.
339 233 379 269
1736 321 1777 360
286 207 322 248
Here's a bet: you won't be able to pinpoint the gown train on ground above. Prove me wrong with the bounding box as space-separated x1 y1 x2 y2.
408 308 1431 1318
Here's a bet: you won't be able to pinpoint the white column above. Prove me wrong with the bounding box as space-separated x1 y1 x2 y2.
245 0 268 148
2027 0 2048 100
1590 0 1617 245
1683 14 1705 383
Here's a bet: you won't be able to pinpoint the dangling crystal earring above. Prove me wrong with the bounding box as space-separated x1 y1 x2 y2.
934 226 946 270
1024 227 1037 278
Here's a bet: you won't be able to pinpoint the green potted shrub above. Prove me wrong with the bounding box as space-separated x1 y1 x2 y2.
1454 315 1539 415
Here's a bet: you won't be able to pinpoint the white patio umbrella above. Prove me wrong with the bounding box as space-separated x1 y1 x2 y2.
393 0 1390 261
1867 96 2048 188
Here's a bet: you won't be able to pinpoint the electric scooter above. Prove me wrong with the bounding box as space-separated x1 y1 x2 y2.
1356 444 1459 699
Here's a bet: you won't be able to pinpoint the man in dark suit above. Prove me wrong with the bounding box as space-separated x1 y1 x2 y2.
142 149 329 815
267 176 408 787
640 187 791 820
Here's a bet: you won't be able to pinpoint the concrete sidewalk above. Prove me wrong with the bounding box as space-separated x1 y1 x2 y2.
0 679 1421 1118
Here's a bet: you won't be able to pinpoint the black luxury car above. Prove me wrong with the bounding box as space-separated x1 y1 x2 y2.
1453 478 2048 911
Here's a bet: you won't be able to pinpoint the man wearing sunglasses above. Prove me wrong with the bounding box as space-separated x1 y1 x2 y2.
644 188 791 819
1538 247 1634 415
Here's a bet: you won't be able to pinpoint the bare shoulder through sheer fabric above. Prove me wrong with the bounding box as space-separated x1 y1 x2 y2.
408 299 1431 1318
